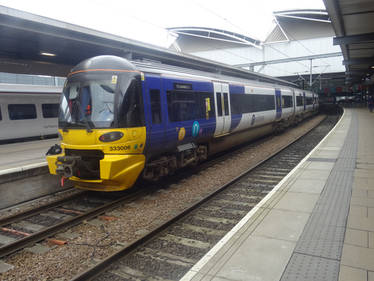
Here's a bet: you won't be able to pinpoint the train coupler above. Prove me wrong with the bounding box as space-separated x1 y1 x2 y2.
55 156 81 178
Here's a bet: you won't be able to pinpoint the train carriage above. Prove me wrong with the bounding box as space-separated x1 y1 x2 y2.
47 56 318 191
0 84 61 143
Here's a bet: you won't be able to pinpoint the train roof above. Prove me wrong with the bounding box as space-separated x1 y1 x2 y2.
66 55 314 93
70 56 137 75
0 83 62 94
133 60 306 92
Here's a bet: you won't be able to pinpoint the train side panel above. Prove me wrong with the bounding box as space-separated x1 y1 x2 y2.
231 84 276 134
143 73 216 160
0 93 59 141
280 88 294 120
163 77 216 149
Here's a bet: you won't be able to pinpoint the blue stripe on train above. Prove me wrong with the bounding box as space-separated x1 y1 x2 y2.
230 114 242 131
229 84 244 94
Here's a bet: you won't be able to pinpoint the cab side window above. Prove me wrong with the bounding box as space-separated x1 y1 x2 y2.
118 77 145 127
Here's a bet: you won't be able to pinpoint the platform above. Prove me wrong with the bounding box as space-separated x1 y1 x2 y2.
181 108 374 281
0 138 58 174
0 138 68 210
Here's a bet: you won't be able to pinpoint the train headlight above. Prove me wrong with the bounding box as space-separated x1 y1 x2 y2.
99 131 124 142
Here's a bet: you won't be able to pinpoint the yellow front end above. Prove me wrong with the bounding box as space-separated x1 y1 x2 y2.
47 127 146 191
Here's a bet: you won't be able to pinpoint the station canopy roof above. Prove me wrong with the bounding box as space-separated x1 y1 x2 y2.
168 27 261 52
265 9 333 43
0 5 295 87
323 0 374 85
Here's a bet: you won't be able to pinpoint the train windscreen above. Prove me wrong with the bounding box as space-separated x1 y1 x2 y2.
59 78 116 129
59 73 144 129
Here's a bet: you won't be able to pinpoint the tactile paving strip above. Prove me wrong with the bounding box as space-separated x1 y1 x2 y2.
281 112 358 281
280 253 339 281
307 157 337 162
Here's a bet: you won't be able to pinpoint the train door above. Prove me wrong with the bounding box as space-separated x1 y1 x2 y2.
303 92 306 111
144 76 166 155
275 89 282 120
292 89 296 115
213 82 231 136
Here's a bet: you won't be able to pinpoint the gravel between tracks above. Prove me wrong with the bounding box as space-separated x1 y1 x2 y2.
0 188 82 221
0 115 327 281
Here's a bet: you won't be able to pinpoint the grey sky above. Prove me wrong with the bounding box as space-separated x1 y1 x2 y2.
0 0 326 47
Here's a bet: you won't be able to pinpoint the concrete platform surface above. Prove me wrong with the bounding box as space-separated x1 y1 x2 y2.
0 138 70 210
0 139 59 173
180 108 374 281
0 138 58 173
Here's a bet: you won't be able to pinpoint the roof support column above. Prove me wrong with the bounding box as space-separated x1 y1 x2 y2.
310 59 313 87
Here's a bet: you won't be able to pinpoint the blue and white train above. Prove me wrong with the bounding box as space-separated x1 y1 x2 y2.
0 84 61 143
47 56 318 191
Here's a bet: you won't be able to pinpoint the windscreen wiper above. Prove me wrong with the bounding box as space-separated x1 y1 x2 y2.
75 100 93 133
62 122 69 132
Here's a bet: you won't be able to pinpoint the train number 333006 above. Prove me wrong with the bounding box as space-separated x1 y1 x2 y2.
109 145 131 151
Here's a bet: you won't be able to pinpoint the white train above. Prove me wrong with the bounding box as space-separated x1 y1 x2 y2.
0 84 62 143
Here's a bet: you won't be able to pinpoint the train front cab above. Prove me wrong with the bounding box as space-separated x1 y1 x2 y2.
47 57 147 191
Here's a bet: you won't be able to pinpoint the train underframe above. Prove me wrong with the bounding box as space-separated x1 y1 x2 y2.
141 112 316 182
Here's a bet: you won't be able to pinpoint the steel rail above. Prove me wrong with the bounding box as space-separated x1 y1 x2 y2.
0 189 145 259
0 191 84 227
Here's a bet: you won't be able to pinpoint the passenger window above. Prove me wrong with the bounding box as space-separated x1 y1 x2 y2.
223 93 229 115
166 91 215 122
150 89 162 124
216 92 223 117
42 104 59 118
8 104 37 120
296 96 303 106
282 96 293 108
230 94 276 114
167 91 199 122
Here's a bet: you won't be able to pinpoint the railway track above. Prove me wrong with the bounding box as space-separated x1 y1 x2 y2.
0 136 265 259
0 115 325 261
0 190 146 258
0 134 267 259
0 123 299 260
70 114 339 281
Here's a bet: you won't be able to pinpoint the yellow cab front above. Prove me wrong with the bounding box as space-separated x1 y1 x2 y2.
46 56 147 191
